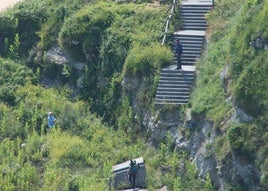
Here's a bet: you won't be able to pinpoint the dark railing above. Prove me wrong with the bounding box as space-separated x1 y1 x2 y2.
161 0 177 46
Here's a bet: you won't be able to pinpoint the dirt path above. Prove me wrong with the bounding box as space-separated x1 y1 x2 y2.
0 0 24 12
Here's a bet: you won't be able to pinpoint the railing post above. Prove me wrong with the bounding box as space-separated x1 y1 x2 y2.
109 178 112 191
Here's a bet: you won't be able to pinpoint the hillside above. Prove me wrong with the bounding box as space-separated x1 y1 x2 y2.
0 0 267 190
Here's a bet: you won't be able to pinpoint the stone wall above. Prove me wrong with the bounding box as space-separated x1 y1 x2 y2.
112 157 146 189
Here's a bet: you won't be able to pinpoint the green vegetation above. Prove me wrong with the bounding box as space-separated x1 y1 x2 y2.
0 0 213 190
190 0 268 189
0 0 267 190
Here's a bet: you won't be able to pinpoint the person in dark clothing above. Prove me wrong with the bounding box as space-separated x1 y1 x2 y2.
128 160 138 189
175 39 183 70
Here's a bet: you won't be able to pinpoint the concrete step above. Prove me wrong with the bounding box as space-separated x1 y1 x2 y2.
181 57 199 62
181 3 213 8
182 25 208 30
181 53 200 57
175 37 204 42
160 68 195 73
181 43 203 48
183 19 207 24
183 15 206 19
156 95 190 100
182 19 207 24
182 50 202 54
173 60 195 65
181 7 211 12
158 78 194 83
181 12 208 16
182 47 203 51
155 98 189 105
181 1 213 6
159 78 195 84
157 87 192 92
175 30 206 35
180 9 210 14
179 40 204 45
182 23 207 30
156 91 191 96
159 78 195 82
118 189 148 191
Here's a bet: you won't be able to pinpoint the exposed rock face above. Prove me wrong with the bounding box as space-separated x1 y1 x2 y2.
127 67 261 191
143 109 180 145
46 46 69 65
28 46 86 71
27 46 86 92
250 36 268 50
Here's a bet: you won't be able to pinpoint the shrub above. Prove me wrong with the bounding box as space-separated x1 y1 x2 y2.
59 4 114 61
0 15 17 56
123 43 172 76
11 1 48 54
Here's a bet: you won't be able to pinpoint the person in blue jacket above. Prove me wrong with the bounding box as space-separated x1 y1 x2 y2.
47 111 56 128
175 39 183 70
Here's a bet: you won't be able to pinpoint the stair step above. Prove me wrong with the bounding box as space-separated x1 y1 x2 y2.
181 53 200 57
181 12 208 17
157 87 192 91
182 23 207 27
183 20 206 24
181 7 211 11
182 50 201 54
174 34 205 39
159 73 195 77
158 84 194 89
156 92 191 97
155 99 189 105
158 80 194 84
180 9 210 13
160 71 195 75
182 26 207 30
181 3 213 7
182 20 207 25
183 16 205 20
177 38 204 41
159 76 195 80
155 98 189 103
156 95 190 100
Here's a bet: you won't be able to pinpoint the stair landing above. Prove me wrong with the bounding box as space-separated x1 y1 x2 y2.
181 0 213 5
174 30 205 37
118 189 148 191
164 64 195 72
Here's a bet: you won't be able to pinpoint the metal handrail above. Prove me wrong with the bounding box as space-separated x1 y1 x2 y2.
161 0 177 46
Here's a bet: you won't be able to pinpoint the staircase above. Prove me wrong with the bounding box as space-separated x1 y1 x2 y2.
155 0 213 106
180 0 212 31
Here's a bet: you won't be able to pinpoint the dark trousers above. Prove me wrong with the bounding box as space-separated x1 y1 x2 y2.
129 174 136 188
176 54 181 69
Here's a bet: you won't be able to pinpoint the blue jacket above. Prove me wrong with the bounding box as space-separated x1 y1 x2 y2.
48 115 56 128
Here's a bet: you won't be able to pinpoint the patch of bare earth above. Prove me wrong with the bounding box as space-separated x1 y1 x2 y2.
0 0 23 12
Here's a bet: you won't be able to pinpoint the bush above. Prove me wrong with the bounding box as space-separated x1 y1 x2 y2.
123 43 172 76
59 4 114 61
0 15 17 56
11 1 48 54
